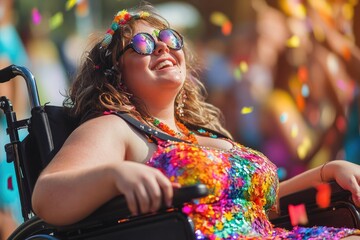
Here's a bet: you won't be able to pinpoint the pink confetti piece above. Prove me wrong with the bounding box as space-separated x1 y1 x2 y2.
32 8 42 25
288 203 308 226
7 176 13 190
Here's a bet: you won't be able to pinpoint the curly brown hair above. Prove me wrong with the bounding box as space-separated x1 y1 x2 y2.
64 2 231 138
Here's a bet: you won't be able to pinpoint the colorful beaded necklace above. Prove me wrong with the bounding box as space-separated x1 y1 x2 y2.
151 118 198 144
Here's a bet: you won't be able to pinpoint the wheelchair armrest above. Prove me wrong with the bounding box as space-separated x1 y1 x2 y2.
58 184 208 230
279 181 352 215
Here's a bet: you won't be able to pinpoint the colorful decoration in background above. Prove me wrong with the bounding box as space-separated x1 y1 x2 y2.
233 61 249 81
49 12 63 30
30 0 89 30
66 0 78 11
31 8 42 25
7 176 13 191
210 11 232 36
288 203 309 226
241 106 254 115
286 35 301 48
277 167 287 180
280 112 288 123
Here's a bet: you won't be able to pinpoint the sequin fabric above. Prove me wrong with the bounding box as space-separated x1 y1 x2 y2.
146 138 360 239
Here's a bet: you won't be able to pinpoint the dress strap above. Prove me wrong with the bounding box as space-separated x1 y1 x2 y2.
110 112 187 143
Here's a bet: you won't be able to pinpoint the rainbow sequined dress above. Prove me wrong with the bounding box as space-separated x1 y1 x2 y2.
146 138 360 240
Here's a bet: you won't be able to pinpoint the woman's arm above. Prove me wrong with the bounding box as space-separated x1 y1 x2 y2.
32 115 174 226
279 160 360 206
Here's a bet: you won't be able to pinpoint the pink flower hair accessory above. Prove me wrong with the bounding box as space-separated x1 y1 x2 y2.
101 9 150 48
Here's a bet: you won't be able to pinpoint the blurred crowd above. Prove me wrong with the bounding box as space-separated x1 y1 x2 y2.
0 0 359 238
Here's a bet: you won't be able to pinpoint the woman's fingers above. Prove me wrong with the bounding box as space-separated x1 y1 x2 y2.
124 191 138 216
155 171 174 207
144 178 162 212
134 183 151 214
350 177 360 207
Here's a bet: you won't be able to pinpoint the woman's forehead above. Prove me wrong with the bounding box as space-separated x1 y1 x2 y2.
133 21 159 35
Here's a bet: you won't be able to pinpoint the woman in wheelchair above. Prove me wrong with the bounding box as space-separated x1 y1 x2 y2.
31 2 360 239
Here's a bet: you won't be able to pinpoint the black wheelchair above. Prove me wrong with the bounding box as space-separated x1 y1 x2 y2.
0 65 359 240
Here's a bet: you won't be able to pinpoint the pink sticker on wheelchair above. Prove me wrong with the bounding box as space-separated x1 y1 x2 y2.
288 203 308 226
316 183 331 208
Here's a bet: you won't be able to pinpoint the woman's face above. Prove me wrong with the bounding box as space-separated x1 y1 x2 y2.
120 21 187 104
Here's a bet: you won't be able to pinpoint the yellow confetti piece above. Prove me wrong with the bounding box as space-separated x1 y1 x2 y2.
291 123 298 138
49 12 63 30
297 137 312 160
241 107 253 115
66 0 77 11
216 221 224 230
210 12 229 27
286 35 300 48
239 61 248 73
224 212 233 221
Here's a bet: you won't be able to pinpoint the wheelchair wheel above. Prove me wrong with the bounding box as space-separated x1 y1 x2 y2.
25 235 60 240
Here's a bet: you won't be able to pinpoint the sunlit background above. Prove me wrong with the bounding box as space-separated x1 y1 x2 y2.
0 0 359 226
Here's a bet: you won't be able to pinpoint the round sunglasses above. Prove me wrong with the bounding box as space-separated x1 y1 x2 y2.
118 28 183 56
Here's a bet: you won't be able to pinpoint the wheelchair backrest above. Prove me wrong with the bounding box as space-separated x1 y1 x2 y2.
24 105 80 193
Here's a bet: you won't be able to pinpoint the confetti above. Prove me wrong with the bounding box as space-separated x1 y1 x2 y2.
297 137 311 160
297 66 308 83
336 79 346 91
316 183 331 208
210 12 229 26
296 94 305 111
49 12 64 30
32 8 42 25
336 116 347 133
301 84 310 97
342 46 351 61
66 0 77 11
288 204 308 226
233 68 242 81
221 21 232 36
280 112 288 123
286 35 301 48
7 176 13 190
210 12 232 36
239 61 248 73
291 123 298 138
277 167 287 181
241 107 253 115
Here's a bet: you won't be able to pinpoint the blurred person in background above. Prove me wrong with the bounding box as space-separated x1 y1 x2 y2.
0 0 29 238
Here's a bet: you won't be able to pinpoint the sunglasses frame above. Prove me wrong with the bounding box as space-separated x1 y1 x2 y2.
118 28 184 57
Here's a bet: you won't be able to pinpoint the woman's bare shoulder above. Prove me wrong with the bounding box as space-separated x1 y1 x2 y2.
43 114 133 173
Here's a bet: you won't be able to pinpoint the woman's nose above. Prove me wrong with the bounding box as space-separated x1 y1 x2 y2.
153 41 169 55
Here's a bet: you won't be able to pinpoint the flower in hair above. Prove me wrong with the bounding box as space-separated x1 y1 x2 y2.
101 9 150 48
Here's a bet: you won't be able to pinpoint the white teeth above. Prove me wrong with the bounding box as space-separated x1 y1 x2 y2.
154 60 174 70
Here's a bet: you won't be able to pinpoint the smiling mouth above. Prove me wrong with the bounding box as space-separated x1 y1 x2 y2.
154 60 175 70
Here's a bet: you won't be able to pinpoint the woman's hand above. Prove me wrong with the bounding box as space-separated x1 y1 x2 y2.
111 161 179 216
329 160 360 207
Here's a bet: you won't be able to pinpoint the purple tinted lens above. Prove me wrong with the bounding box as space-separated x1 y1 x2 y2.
132 33 155 54
159 29 182 50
